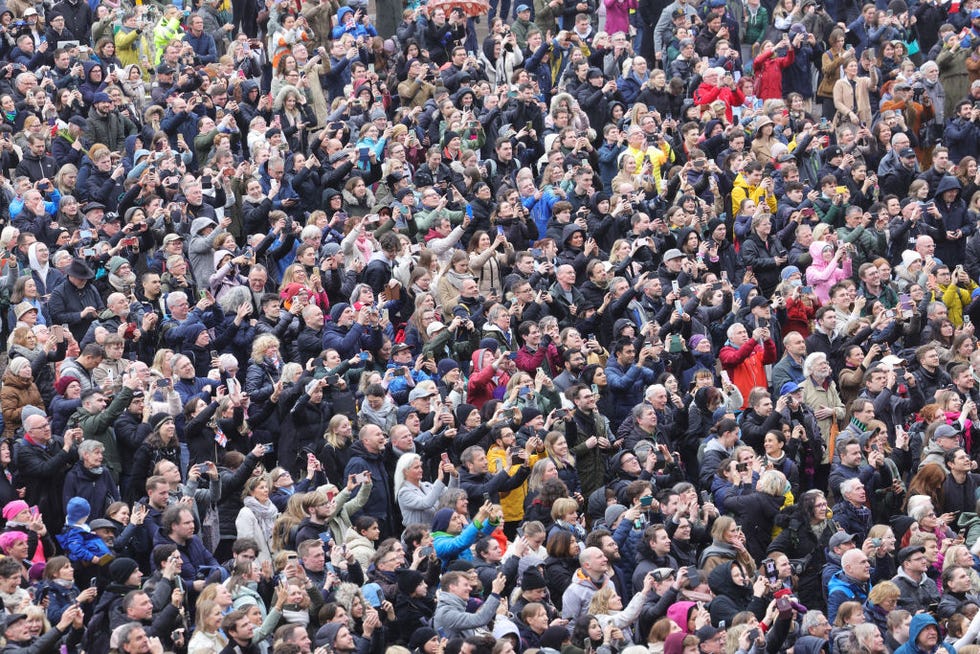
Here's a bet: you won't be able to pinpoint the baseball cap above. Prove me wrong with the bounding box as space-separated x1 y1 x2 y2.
899 148 917 159
829 532 855 549
662 248 684 261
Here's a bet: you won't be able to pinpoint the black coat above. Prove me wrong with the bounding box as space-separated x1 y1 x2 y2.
13 436 78 532
722 484 784 563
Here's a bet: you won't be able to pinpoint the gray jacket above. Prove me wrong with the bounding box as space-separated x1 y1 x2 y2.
433 591 500 639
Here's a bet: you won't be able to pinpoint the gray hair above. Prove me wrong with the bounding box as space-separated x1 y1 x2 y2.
166 291 188 310
218 285 251 313
840 477 863 498
803 352 828 378
907 496 935 522
78 439 105 456
800 610 827 633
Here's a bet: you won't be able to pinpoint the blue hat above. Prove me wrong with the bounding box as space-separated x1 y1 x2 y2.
516 3 530 10
437 358 460 377
781 266 801 281
93 92 111 104
479 338 500 353
65 497 90 525
329 302 349 322
779 381 802 395
971 8 980 18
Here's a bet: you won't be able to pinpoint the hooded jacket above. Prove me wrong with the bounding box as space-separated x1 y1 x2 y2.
806 241 852 303
706 561 768 626
894 613 954 654
466 347 510 409
929 174 973 265
343 440 395 538
560 567 614 624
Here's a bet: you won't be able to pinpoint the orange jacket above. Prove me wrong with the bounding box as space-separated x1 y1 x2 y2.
719 338 777 408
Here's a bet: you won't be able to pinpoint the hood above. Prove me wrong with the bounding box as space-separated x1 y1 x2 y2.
703 437 732 455
213 249 233 268
124 134 139 158
793 636 828 654
663 632 688 654
907 613 941 646
337 6 354 21
561 223 585 244
809 240 831 269
191 216 217 235
348 439 383 462
707 561 750 601
665 601 697 633
471 348 489 373
936 174 962 197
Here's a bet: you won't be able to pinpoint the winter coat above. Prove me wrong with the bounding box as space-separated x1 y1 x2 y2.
894 614 955 654
62 463 119 520
706 561 768 627
343 440 395 538
722 485 784 563
0 369 42 439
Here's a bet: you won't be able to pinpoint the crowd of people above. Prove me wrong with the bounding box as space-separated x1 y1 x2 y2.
0 0 977 651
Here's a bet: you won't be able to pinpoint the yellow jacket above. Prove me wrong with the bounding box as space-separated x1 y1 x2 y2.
487 445 544 524
731 173 777 216
624 143 673 194
940 281 978 327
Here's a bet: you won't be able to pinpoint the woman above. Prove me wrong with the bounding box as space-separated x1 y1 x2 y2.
698 516 756 576
762 429 801 497
36 556 97 624
343 515 380 570
543 530 580 610
129 414 181 503
543 432 580 496
722 469 789 563
273 85 315 153
396 452 459 527
587 575 656 646
0 357 42 439
235 477 277 565
188 599 229 654
8 324 66 408
245 335 284 406
834 58 878 126
847 622 888 654
467 230 512 296
706 561 768 627
903 495 956 548
863 581 901 640
807 241 852 303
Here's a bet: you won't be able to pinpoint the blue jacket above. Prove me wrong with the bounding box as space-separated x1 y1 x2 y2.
826 570 870 623
56 524 112 564
432 519 494 566
604 360 657 427
184 30 217 64
152 528 220 584
323 322 382 359
894 614 954 654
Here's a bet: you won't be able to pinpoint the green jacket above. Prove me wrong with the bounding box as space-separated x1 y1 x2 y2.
66 386 134 478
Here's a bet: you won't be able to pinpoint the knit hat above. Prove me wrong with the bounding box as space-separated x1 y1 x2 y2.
604 503 628 527
7 357 30 376
521 407 542 424
0 531 26 554
521 567 547 590
780 265 801 281
455 403 477 427
431 507 455 533
108 558 139 585
901 250 922 268
1 500 28 522
446 559 474 572
540 626 571 649
329 302 350 322
396 568 425 595
107 256 129 275
408 628 439 652
149 412 174 432
437 358 459 377
688 334 707 350
54 376 79 396
479 338 499 352
314 623 343 648
65 497 90 525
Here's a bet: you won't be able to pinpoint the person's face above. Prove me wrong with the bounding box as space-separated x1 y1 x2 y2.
917 625 939 650
172 511 196 540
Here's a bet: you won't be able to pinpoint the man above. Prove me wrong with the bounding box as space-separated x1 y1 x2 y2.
564 384 616 497
831 478 873 546
153 505 221 591
109 588 182 637
432 570 506 638
324 303 384 360
344 424 395 539
828 438 879 504
113 622 165 654
943 448 980 514
552 349 586 393
86 92 137 153
48 258 105 342
859 364 923 440
920 424 963 470
631 523 678 592
16 415 80 532
561 547 614 625
881 148 920 199
67 375 137 482
605 339 658 430
3 605 85 654
826 548 872 623
945 100 980 163
937 565 980 618
458 444 531 513
184 15 217 64
15 135 57 183
720 322 777 408
219 610 258 654
62 440 119 520
912 345 951 400
892 545 942 612
771 332 807 395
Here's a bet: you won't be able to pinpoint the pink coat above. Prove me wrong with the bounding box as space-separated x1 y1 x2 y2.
805 240 851 303
603 0 636 37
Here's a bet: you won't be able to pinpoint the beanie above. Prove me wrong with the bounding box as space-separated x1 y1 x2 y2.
54 376 79 396
521 567 547 590
65 497 90 525
329 302 350 322
1 500 28 522
431 507 455 533
108 557 139 585
396 568 425 595
314 623 343 648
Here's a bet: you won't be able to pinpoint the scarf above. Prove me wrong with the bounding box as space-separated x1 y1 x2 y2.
243 496 278 538
109 270 137 292
444 268 473 290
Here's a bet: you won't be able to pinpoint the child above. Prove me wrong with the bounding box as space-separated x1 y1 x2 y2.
56 497 113 568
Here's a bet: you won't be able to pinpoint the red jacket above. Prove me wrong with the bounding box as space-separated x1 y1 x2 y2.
467 348 510 409
719 337 777 408
693 83 746 122
753 48 795 100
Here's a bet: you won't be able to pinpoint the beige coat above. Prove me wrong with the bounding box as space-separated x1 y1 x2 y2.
833 71 877 127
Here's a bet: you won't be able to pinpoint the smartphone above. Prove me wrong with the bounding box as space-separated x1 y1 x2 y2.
671 280 680 294
81 248 96 257
674 300 685 316
157 378 170 388
508 446 522 457
736 462 748 472
89 577 97 588
122 237 138 247
80 229 93 240
209 350 218 360
483 492 491 503
359 352 370 361
325 374 340 385
441 452 450 464
640 495 654 507
801 286 812 294
763 558 778 584
497 225 505 236
358 147 369 163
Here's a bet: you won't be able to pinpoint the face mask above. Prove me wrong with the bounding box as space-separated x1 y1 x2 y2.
790 279 802 287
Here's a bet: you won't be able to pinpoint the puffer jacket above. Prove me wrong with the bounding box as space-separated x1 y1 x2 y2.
343 440 395 538
0 369 42 439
